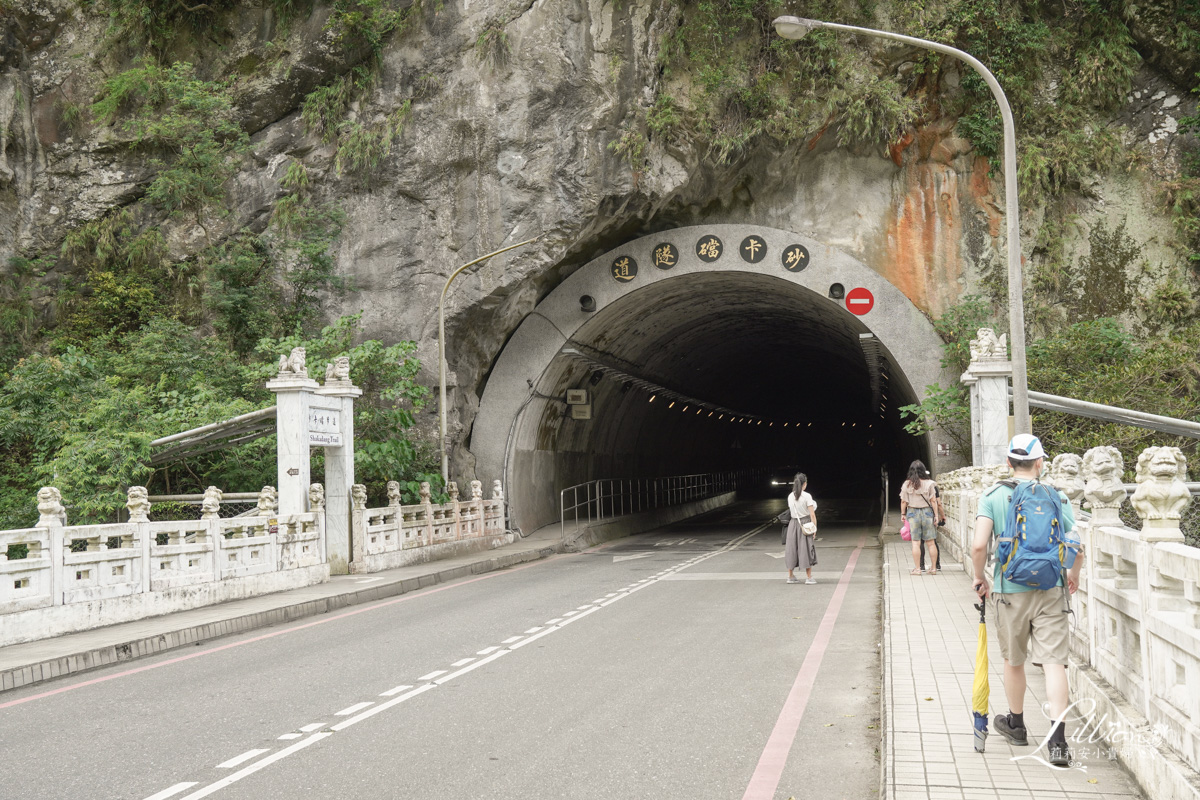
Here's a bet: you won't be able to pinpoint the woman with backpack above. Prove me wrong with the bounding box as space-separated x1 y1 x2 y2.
785 473 819 584
900 460 939 575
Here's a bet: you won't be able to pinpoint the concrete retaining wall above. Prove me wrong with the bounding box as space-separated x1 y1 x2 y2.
564 491 738 550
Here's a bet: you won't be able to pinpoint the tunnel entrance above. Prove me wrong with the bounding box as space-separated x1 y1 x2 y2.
471 225 955 534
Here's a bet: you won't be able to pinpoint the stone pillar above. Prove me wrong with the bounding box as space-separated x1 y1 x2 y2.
315 356 361 575
962 328 1013 467
266 348 319 518
36 488 66 606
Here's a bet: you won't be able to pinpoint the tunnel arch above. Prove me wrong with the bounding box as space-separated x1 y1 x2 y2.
471 225 957 533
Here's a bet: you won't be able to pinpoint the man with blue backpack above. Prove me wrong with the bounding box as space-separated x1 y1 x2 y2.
970 434 1084 768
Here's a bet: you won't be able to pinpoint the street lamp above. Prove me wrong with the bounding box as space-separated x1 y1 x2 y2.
439 236 540 482
773 16 1030 434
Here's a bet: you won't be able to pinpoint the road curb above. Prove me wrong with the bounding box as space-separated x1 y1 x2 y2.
0 545 560 695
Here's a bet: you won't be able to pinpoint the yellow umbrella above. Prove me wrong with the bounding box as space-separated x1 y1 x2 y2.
972 600 989 752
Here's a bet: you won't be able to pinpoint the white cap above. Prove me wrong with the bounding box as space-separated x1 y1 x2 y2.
1008 433 1045 461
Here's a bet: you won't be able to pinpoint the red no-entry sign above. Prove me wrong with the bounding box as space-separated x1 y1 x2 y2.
846 287 874 315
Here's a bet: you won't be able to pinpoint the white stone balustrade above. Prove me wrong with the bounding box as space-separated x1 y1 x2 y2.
349 479 510 573
935 445 1200 783
0 485 328 647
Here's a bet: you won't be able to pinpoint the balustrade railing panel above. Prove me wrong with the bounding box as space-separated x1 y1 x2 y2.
0 527 52 614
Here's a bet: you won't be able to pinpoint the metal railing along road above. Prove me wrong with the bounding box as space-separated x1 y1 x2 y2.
559 472 743 542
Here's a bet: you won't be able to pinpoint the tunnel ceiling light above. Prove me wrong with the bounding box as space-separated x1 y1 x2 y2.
649 394 656 403
708 411 714 417
682 405 689 412
696 407 702 414
828 283 845 300
784 422 788 427
558 346 760 422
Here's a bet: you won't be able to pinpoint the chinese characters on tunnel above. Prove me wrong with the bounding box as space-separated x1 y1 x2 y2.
608 233 820 284
611 255 638 282
653 243 679 270
696 235 723 262
782 244 809 272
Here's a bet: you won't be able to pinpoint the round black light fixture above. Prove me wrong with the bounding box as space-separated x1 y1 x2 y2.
589 370 604 386
828 283 845 300
580 295 597 312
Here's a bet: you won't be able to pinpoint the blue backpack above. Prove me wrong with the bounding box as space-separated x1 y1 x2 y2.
995 480 1079 590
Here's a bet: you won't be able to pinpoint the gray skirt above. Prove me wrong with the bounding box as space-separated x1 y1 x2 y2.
785 519 817 571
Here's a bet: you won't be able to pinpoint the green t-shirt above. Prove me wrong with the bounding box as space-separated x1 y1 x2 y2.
977 479 1076 594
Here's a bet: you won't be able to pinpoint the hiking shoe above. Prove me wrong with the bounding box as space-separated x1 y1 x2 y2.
805 578 817 584
995 714 1028 746
1048 743 1072 768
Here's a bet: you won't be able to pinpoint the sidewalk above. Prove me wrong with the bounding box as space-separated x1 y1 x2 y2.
881 539 1145 800
0 526 564 694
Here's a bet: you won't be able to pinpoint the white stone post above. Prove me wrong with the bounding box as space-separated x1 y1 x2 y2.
962 328 1013 466
315 357 361 575
36 488 66 606
266 348 319 519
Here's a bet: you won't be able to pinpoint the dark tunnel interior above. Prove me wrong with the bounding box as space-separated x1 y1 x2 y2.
511 272 930 527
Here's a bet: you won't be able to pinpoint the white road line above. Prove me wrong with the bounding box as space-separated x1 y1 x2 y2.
179 733 331 800
599 592 629 607
277 733 302 740
330 684 435 731
477 646 501 655
524 627 543 634
502 636 522 644
418 669 447 681
215 749 270 769
335 702 374 716
354 577 384 584
562 610 579 617
545 618 563 625
557 606 601 627
592 598 608 604
381 684 414 696
434 650 510 684
576 604 592 610
450 657 475 667
298 723 325 732
142 782 198 800
604 593 617 597
508 627 558 650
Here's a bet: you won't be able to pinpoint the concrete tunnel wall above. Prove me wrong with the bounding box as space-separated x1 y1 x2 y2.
470 225 959 534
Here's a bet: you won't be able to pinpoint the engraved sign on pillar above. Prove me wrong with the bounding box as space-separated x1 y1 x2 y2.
308 405 343 446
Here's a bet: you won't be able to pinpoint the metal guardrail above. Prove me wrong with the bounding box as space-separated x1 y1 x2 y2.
559 472 742 542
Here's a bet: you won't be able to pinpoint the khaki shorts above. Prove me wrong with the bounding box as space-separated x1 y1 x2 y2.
991 588 1070 666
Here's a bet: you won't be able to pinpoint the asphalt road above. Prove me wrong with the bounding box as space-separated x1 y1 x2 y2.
0 499 883 800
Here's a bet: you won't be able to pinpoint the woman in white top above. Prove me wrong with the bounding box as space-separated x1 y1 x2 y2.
785 473 819 584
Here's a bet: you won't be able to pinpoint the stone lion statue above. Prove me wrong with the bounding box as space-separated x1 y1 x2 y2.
492 480 504 501
1083 446 1126 510
257 485 278 516
470 480 483 500
325 356 351 384
447 481 460 503
969 328 1008 363
419 482 431 504
1131 447 1190 522
351 484 368 510
387 480 402 506
276 347 307 377
36 486 66 526
1048 454 1084 506
308 483 325 512
200 486 223 519
126 486 151 522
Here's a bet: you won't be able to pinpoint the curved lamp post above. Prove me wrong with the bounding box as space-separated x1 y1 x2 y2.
773 16 1030 434
439 237 540 482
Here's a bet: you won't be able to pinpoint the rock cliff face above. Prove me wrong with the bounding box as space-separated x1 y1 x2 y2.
1 0 1197 475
